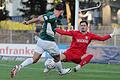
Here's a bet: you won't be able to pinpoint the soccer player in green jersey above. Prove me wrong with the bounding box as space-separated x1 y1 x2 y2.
10 3 71 78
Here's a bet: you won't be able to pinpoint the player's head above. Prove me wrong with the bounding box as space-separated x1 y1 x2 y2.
79 20 88 33
54 3 64 18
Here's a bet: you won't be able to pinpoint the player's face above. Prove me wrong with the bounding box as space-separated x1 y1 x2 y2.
54 9 63 18
79 22 88 32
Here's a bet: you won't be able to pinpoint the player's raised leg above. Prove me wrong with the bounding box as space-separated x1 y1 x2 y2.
10 52 42 78
74 54 93 72
10 40 44 78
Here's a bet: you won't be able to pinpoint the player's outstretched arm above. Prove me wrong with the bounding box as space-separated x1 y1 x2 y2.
91 33 111 41
23 15 44 25
56 28 73 36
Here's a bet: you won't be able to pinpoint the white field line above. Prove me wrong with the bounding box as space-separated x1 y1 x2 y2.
0 63 120 74
0 63 41 70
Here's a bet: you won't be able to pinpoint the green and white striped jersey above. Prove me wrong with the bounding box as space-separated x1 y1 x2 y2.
39 12 58 41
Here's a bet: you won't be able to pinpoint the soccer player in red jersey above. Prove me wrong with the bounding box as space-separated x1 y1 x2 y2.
55 20 114 72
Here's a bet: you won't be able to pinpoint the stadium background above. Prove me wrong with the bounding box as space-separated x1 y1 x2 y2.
0 0 120 80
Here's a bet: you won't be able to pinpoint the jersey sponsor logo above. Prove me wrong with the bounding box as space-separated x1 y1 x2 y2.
46 23 54 37
77 39 89 43
49 14 56 19
85 36 88 39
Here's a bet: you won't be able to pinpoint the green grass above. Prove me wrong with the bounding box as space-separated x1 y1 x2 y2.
0 60 120 80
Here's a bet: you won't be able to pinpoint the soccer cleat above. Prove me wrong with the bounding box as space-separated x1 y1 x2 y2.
73 65 81 72
59 68 72 75
10 65 21 78
43 68 51 73
73 67 77 72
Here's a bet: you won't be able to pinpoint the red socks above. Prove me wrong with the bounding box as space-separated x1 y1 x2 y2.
80 54 93 67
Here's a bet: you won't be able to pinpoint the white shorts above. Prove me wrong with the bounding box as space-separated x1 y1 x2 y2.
34 38 60 56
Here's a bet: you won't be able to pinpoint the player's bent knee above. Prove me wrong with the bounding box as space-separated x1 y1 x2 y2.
33 53 42 63
33 56 40 63
52 55 60 62
33 58 39 63
81 54 93 60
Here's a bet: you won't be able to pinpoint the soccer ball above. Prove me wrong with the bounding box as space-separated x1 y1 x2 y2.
45 59 55 69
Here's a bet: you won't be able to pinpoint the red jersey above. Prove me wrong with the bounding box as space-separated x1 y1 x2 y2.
56 28 111 55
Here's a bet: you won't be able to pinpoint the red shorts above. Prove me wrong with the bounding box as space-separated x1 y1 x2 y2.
64 49 84 64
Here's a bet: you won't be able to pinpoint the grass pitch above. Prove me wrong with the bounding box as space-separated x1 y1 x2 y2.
0 60 120 80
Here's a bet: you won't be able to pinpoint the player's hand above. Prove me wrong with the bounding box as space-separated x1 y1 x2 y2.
110 27 120 37
22 21 29 25
110 30 115 37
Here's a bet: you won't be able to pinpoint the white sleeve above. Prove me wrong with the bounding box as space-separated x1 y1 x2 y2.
38 15 48 21
43 15 48 20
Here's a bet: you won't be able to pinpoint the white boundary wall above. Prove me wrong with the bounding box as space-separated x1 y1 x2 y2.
0 44 66 61
0 44 35 57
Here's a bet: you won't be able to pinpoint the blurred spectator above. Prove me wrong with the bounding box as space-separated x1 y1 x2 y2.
26 40 30 44
79 10 93 31
93 9 100 27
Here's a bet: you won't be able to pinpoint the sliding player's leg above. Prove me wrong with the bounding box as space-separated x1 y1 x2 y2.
74 54 93 72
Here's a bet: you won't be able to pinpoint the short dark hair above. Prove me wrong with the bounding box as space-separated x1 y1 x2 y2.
55 3 63 10
80 20 88 26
